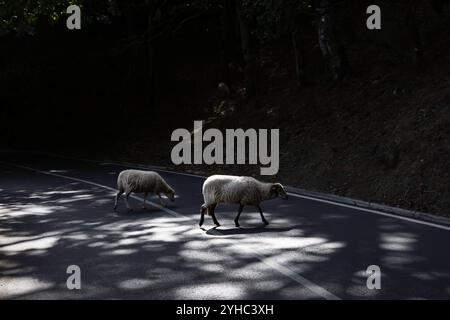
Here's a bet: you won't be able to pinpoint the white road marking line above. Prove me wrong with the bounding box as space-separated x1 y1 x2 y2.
251 250 340 300
205 227 341 300
287 193 450 231
1 160 340 300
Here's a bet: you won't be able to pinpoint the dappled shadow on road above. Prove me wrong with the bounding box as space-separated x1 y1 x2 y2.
1 165 450 300
114 204 179 216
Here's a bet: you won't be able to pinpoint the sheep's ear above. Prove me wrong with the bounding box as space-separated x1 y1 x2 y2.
273 183 284 192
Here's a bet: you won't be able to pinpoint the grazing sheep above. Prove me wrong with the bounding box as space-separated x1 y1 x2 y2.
114 169 175 211
199 175 288 227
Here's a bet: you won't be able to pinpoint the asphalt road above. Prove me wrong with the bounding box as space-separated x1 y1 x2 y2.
1 152 450 299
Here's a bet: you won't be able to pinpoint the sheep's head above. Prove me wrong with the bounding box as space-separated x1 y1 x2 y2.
270 183 288 200
166 189 176 202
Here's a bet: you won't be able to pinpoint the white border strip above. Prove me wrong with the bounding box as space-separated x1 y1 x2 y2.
287 193 450 231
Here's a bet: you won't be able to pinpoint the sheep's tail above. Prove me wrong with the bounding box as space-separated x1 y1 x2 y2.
200 204 210 216
117 172 125 191
202 184 216 216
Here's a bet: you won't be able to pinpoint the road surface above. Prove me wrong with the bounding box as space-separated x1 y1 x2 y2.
1 152 450 299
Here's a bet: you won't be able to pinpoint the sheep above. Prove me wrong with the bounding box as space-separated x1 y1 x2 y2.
199 175 288 227
114 169 176 211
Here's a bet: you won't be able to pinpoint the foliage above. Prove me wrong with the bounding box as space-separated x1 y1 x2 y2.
242 0 314 42
1 0 78 35
0 0 316 40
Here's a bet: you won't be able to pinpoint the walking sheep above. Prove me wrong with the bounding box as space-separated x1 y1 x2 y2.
199 175 288 227
114 169 176 211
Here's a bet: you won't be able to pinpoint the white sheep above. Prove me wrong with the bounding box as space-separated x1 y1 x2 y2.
199 175 288 227
114 169 176 211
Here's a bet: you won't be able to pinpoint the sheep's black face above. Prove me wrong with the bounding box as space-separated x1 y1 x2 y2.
166 190 176 202
271 183 288 200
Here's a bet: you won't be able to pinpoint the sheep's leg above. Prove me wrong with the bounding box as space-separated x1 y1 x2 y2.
199 204 207 227
114 190 122 210
256 205 269 225
124 190 133 211
157 193 166 207
142 192 148 209
209 204 220 227
234 204 244 227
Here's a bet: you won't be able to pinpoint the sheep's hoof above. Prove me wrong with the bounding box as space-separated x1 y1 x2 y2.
263 220 269 225
234 221 240 227
128 208 134 212
214 223 221 227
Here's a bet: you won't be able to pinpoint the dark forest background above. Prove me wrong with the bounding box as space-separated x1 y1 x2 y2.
1 0 450 215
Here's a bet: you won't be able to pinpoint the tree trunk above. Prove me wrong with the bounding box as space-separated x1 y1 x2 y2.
120 1 139 118
285 6 306 89
220 0 233 88
316 0 347 82
235 0 256 105
292 28 305 88
147 5 155 109
122 3 138 86
406 1 424 72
